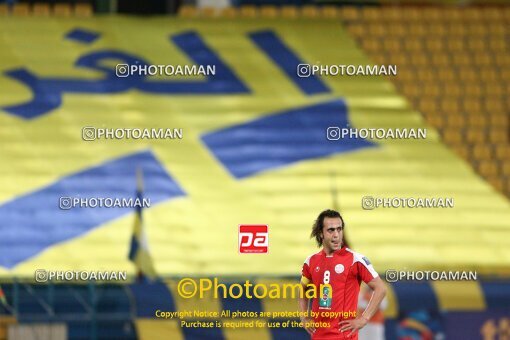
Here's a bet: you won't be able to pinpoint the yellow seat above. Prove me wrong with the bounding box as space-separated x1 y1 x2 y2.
410 54 428 67
383 38 401 51
239 5 257 18
503 7 510 21
280 6 298 19
422 7 442 21
431 53 449 67
489 38 506 52
488 23 506 36
427 115 445 129
402 7 421 22
0 4 8 15
452 54 472 66
482 7 503 21
446 114 465 128
425 38 444 51
452 145 470 159
448 24 467 36
346 24 364 37
417 69 435 82
488 129 507 144
408 23 427 36
33 3 50 16
462 99 482 114
53 3 72 17
466 129 486 144
74 3 92 17
443 128 463 145
484 83 504 97
368 23 387 36
398 73 418 86
370 54 387 65
387 23 407 36
362 38 382 53
404 39 423 51
438 69 456 82
423 84 441 97
419 98 439 114
362 7 381 21
179 5 197 18
487 176 505 191
472 52 492 66
458 70 477 82
301 6 319 19
502 161 510 177
467 115 488 129
477 161 499 177
480 69 498 82
485 100 505 114
441 99 461 115
463 7 482 22
220 7 237 18
391 53 410 66
467 24 488 36
200 7 218 18
321 6 339 19
442 7 462 21
495 145 510 160
429 24 447 36
259 5 278 18
467 38 487 51
400 82 420 97
447 39 465 52
339 6 359 21
445 84 463 97
380 6 401 21
490 114 508 129
472 145 493 161
463 84 483 98
12 3 30 16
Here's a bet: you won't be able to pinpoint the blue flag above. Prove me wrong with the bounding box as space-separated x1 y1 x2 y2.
128 168 157 280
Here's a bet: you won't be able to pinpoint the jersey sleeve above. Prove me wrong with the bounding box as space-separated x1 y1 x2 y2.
300 256 312 285
356 256 379 284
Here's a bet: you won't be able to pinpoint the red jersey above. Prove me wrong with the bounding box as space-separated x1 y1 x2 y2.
300 247 378 340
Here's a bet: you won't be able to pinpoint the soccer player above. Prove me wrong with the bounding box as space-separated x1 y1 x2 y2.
298 209 387 339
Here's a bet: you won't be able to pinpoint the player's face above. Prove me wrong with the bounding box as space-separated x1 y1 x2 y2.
321 217 343 253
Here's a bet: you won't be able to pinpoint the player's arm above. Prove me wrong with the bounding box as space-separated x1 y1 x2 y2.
340 276 386 335
361 276 387 321
339 276 386 335
299 258 316 336
298 276 315 335
340 256 387 336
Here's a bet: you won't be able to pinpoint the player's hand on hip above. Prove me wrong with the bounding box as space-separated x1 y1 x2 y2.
300 317 316 335
339 316 368 336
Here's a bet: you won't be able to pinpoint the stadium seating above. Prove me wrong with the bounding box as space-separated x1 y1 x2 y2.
0 2 93 17
342 6 510 197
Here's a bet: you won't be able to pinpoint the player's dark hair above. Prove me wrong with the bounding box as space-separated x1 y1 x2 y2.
311 209 345 247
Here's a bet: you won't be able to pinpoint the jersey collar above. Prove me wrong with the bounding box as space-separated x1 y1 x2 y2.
322 246 347 257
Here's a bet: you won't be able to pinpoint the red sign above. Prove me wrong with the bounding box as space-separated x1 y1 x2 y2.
238 225 268 254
